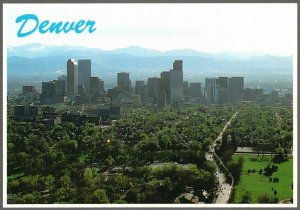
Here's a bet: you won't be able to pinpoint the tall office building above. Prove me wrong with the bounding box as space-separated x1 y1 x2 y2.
117 72 131 93
54 79 66 103
23 86 36 95
217 77 229 88
183 81 189 97
160 71 171 105
67 59 78 96
189 83 202 98
205 78 217 103
99 79 105 96
90 76 101 97
135 81 145 101
90 76 105 98
55 80 65 96
229 77 244 102
22 86 37 102
14 104 38 121
170 60 183 105
78 59 91 93
41 81 56 103
157 91 167 108
215 77 229 104
147 77 161 103
215 88 229 104
58 75 67 93
173 60 183 71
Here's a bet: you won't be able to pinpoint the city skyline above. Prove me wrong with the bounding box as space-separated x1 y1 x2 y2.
24 57 283 108
4 3 297 56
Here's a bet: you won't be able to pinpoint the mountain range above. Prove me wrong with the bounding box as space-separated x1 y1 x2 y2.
7 43 293 90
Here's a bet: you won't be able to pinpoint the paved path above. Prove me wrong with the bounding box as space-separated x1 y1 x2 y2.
205 110 238 204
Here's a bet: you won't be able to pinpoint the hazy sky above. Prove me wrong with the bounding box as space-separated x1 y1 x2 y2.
4 3 297 56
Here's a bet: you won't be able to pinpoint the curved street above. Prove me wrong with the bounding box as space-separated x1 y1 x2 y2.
205 110 238 204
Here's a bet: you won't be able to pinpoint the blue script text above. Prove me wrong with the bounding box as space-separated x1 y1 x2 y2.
16 14 97 37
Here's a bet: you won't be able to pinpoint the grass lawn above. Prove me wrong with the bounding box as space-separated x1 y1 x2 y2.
232 154 293 203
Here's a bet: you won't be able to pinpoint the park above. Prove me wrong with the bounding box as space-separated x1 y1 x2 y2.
232 153 293 203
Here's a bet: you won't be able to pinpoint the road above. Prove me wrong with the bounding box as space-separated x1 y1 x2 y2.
205 110 238 204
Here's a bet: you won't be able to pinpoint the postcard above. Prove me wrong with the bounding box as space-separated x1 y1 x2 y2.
2 2 297 208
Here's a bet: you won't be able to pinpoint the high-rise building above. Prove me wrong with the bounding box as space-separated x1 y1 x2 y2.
54 79 66 103
67 59 78 96
78 85 85 96
41 81 56 103
78 59 91 93
157 91 167 108
229 77 244 102
183 81 189 97
147 77 161 103
135 81 145 101
170 60 183 105
14 104 38 121
58 75 67 93
160 71 170 105
23 86 36 95
205 78 217 103
117 72 131 93
55 80 65 96
215 88 229 104
90 76 105 99
173 60 183 71
22 86 37 102
90 77 101 98
189 83 202 98
99 79 105 96
217 77 229 88
215 77 229 104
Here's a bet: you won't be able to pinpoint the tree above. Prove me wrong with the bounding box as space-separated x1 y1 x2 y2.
274 147 285 163
92 189 109 203
240 191 252 203
125 188 140 203
257 194 278 203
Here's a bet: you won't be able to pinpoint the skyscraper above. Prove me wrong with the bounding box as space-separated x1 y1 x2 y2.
160 71 170 105
229 77 244 102
189 83 202 98
58 75 67 93
147 77 161 103
217 77 229 89
173 60 183 71
67 59 78 96
170 60 183 105
55 79 65 96
205 78 217 103
135 81 145 102
78 59 91 93
22 86 37 102
117 72 131 93
183 81 189 97
23 86 36 95
215 77 229 104
157 91 167 108
41 81 56 103
90 76 101 98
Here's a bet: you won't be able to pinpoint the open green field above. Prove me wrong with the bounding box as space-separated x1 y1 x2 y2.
232 154 293 203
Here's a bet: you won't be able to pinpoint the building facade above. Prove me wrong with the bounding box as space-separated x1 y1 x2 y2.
78 59 91 93
67 59 78 96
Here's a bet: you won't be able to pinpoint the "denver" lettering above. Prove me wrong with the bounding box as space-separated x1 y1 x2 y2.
16 14 97 38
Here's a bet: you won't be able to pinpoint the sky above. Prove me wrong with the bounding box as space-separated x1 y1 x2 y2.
3 3 297 56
